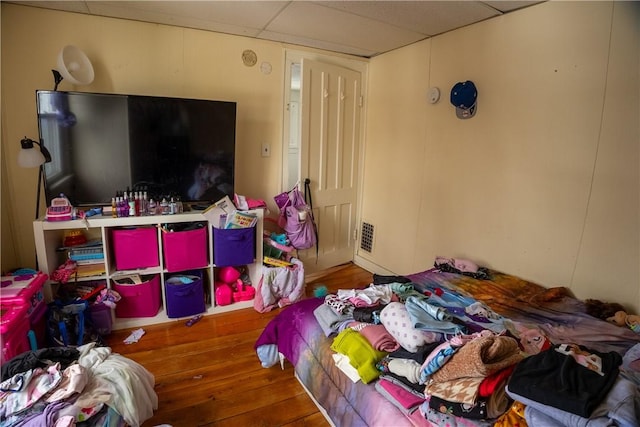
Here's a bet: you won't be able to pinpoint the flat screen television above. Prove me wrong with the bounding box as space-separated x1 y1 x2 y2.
36 90 236 207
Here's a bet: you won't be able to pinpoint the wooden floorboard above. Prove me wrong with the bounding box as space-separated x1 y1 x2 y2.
107 262 374 427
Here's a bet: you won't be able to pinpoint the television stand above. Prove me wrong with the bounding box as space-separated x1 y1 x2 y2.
33 211 263 330
190 203 210 211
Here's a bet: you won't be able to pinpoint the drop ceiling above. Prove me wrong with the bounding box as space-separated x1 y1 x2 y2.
9 1 542 58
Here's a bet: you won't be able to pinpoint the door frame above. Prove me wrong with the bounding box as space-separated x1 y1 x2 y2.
282 49 369 266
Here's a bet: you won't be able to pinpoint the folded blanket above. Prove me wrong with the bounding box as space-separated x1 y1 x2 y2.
331 328 387 384
431 335 523 383
405 296 464 335
507 343 622 418
428 394 489 420
376 378 425 414
506 375 640 427
314 302 353 336
426 376 484 405
380 302 441 352
357 323 400 352
379 373 426 396
420 395 495 427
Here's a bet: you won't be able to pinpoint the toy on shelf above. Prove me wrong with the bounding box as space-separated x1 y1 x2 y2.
215 266 255 306
262 217 295 262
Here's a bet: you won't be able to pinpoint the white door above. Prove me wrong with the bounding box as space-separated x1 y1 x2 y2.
297 58 362 273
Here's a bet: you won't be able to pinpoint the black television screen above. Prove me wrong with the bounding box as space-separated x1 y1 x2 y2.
36 90 236 207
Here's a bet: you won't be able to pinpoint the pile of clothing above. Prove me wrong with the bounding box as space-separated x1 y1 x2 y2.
0 344 157 427
311 266 639 427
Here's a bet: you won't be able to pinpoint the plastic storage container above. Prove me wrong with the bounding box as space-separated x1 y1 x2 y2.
0 304 30 364
162 225 208 272
1 272 47 350
0 272 47 316
112 227 159 271
113 274 161 318
165 272 206 318
213 227 255 266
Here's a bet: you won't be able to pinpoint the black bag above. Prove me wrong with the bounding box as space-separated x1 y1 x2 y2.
47 300 105 347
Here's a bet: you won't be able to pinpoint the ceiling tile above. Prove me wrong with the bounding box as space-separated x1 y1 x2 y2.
88 1 287 29
268 2 426 54
6 0 544 57
85 1 284 36
319 1 500 36
482 1 543 13
12 0 90 13
258 29 378 58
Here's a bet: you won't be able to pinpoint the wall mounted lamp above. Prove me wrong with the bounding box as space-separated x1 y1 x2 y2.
18 137 52 221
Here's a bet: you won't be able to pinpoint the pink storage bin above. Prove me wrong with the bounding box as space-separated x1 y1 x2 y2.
1 304 30 364
112 227 159 271
113 274 161 318
162 226 208 273
0 272 47 316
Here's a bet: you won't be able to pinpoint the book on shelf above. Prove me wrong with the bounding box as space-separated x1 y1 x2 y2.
203 196 235 228
75 263 106 278
263 256 293 268
68 244 104 263
70 252 104 262
57 239 103 252
224 210 258 229
74 258 105 266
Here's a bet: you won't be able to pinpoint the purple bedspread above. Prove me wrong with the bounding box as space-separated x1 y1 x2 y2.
255 297 421 426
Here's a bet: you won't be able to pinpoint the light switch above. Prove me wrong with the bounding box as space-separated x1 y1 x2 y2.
261 143 271 157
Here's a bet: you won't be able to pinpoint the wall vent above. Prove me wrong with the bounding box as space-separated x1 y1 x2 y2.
360 222 374 253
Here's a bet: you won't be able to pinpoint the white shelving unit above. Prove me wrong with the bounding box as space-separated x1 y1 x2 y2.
33 210 263 330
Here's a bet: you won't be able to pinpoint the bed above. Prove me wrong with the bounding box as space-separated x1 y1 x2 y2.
0 343 157 427
255 263 640 427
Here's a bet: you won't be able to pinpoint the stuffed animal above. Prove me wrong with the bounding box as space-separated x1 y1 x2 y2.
607 310 640 334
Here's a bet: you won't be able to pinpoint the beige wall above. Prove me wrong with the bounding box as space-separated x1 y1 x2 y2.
1 3 300 272
3 2 639 314
359 1 640 311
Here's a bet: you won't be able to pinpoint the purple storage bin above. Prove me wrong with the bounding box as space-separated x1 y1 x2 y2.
213 227 255 267
162 227 208 272
165 272 206 318
90 303 113 335
112 227 159 271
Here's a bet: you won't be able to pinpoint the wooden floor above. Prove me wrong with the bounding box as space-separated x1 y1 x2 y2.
108 262 374 427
